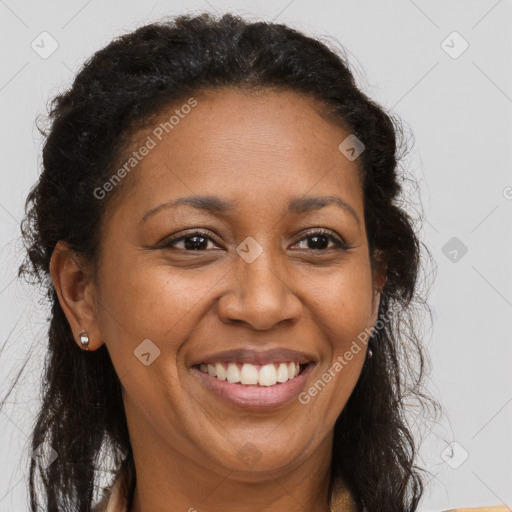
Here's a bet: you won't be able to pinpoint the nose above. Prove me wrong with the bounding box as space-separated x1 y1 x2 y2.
217 250 303 331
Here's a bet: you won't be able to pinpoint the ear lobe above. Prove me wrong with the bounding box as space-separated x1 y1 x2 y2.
49 241 103 350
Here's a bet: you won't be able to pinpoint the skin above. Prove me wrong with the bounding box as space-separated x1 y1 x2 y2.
50 88 386 512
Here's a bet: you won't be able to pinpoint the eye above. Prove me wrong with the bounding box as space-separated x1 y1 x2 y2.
161 230 220 251
293 229 349 251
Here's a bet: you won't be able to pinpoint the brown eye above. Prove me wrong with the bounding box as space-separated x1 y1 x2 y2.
294 229 349 251
161 231 220 251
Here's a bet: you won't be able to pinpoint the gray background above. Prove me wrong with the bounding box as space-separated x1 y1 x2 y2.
0 1 511 510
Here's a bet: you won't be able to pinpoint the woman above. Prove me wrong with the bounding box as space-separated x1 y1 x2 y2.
16 12 506 512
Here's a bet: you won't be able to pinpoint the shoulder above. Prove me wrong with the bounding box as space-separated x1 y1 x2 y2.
439 507 510 512
92 467 132 512
91 493 108 512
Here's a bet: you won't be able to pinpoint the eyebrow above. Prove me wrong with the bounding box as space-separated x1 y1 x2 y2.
140 194 360 225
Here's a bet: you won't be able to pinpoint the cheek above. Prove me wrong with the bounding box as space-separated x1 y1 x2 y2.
96 254 223 357
96 259 224 417
297 259 374 425
308 257 376 347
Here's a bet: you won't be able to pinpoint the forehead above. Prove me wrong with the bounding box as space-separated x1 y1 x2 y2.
108 87 363 216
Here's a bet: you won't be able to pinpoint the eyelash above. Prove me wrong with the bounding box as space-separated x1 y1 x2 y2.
160 228 350 252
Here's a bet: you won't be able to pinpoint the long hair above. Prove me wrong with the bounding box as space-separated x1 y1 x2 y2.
8 12 439 512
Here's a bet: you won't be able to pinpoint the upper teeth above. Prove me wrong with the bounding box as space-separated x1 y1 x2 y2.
198 362 302 386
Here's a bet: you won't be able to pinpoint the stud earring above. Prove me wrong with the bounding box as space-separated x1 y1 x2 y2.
367 347 373 359
78 331 90 351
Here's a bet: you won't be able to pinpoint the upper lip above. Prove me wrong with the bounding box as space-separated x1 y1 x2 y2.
189 347 316 367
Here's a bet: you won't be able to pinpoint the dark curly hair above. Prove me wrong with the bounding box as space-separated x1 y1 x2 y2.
6 11 439 512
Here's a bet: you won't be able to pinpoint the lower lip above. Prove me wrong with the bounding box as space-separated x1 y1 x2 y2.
191 364 314 410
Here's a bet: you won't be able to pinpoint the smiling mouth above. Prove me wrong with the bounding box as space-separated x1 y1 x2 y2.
193 361 309 387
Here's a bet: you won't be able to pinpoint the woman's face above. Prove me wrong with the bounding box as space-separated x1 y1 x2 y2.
90 88 383 476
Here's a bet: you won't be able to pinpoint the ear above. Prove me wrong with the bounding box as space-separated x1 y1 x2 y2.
370 251 387 325
49 240 103 351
